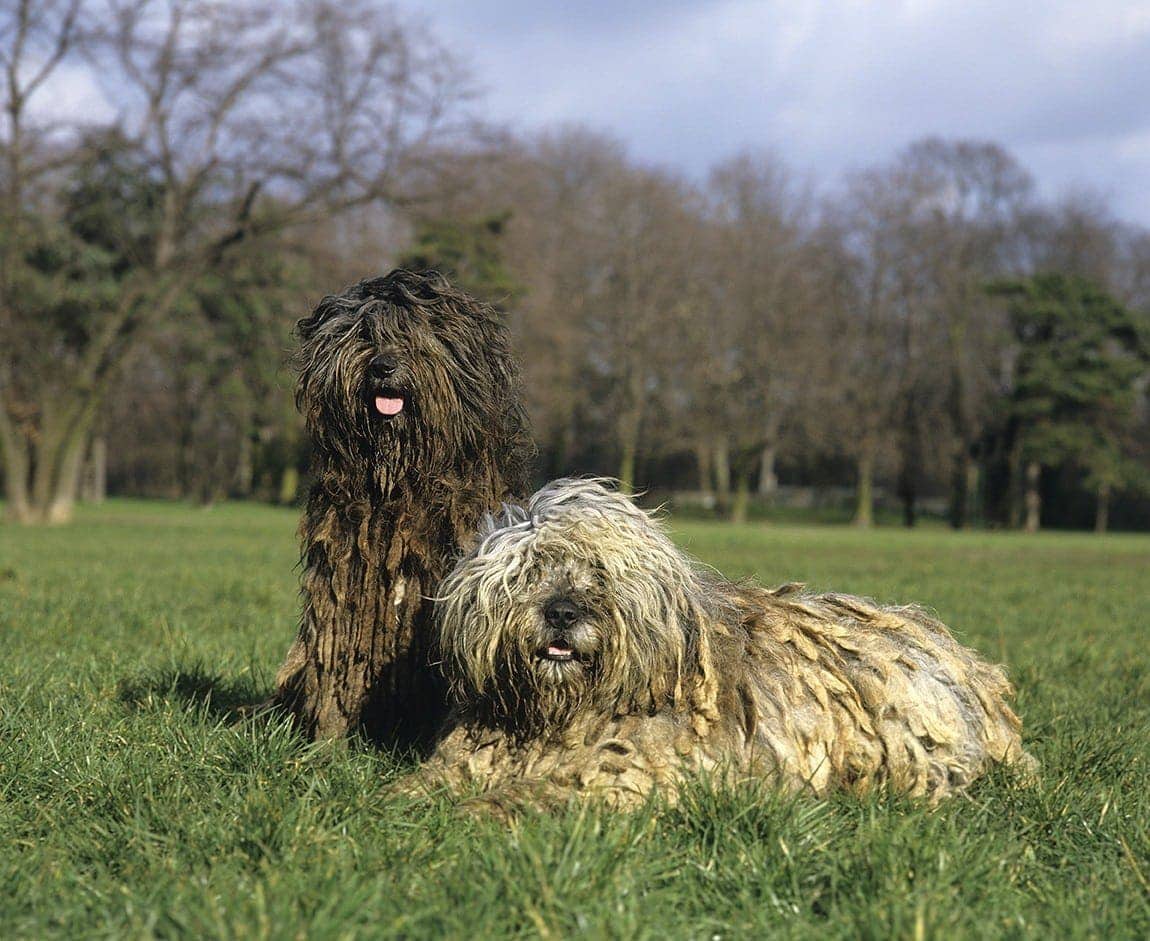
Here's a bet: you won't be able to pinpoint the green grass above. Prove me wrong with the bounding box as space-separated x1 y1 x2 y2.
1 500 1147 939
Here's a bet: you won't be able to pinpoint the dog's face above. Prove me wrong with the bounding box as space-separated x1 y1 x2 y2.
295 270 525 487
519 559 600 678
436 480 710 733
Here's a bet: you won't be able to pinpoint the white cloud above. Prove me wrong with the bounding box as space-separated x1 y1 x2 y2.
15 1 1149 225
424 0 1150 225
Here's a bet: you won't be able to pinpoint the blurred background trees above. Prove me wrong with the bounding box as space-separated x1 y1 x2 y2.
2 0 1148 530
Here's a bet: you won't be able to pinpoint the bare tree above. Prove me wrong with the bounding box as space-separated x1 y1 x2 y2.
0 0 474 523
896 139 1033 527
595 168 700 491
1022 189 1121 286
498 129 628 478
822 171 918 527
693 152 818 521
492 130 703 491
0 0 85 523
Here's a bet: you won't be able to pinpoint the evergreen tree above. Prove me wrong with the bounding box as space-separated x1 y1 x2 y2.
398 213 519 310
990 274 1148 531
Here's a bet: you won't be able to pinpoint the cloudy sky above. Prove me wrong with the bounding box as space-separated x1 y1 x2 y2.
424 0 1150 225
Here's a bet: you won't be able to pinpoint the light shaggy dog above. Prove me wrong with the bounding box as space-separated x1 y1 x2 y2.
413 479 1035 811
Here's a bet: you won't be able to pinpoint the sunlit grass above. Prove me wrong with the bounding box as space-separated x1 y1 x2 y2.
1 501 1147 938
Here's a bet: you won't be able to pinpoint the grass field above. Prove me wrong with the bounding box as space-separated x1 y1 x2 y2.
1 500 1147 939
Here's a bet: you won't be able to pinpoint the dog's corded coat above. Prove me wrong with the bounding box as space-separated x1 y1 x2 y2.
270 270 532 748
418 479 1035 809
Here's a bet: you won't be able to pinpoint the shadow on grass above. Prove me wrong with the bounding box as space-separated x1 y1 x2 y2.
118 662 270 722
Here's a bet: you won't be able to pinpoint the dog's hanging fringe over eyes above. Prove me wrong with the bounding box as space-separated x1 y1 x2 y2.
268 269 533 749
410 478 1036 813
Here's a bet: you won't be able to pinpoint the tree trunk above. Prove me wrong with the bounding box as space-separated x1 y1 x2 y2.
730 468 751 525
1023 461 1041 533
616 372 643 494
23 402 94 524
31 411 64 512
24 277 189 523
618 439 637 495
175 394 197 500
0 374 109 523
44 430 88 524
551 406 578 478
898 423 921 528
278 465 300 505
948 444 972 529
898 397 921 528
234 433 254 498
80 436 107 504
757 443 778 499
713 437 731 515
1 459 32 523
965 458 980 527
1007 439 1023 530
0 414 32 523
854 447 875 528
693 442 714 507
900 474 917 528
1095 481 1111 534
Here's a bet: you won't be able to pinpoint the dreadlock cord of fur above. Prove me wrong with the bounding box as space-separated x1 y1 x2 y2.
269 269 533 749
414 478 1036 811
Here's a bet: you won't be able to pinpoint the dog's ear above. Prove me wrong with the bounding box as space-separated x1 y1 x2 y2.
497 501 530 528
297 300 331 341
477 502 528 541
297 292 358 342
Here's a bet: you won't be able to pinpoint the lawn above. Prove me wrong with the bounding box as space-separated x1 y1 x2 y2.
1 500 1147 939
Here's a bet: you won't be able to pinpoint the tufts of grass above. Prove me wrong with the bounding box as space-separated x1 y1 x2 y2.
1 500 1147 938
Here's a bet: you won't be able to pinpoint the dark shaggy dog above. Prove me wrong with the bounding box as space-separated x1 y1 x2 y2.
270 269 532 748
414 479 1035 810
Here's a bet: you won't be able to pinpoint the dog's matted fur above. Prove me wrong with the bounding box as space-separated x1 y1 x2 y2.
270 269 532 748
418 479 1035 809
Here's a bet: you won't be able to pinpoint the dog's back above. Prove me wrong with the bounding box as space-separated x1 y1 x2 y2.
727 585 1037 800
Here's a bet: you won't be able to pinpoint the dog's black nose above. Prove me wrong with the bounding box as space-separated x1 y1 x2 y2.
544 599 581 629
368 353 399 380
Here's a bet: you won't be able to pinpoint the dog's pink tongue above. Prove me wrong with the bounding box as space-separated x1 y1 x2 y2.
547 645 572 657
374 396 404 416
